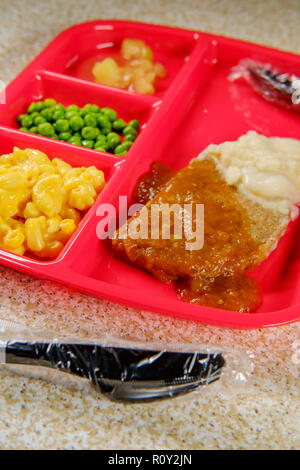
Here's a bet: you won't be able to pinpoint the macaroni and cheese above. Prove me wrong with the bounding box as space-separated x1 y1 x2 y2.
0 147 105 258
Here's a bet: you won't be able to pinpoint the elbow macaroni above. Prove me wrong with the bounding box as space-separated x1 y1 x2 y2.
0 147 105 259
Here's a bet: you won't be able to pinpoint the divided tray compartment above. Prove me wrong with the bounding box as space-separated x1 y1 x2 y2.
0 20 300 329
0 70 155 149
0 126 118 267
32 20 201 99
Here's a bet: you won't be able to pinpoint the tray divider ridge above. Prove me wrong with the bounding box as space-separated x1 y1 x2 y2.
58 38 221 261
34 69 159 107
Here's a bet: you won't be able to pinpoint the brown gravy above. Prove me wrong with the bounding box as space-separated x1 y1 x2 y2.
113 160 263 312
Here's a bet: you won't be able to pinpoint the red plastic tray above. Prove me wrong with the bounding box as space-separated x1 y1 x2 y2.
0 20 300 329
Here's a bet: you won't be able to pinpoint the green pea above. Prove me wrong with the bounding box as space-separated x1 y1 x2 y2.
72 132 81 138
66 104 80 112
96 142 109 151
81 139 94 148
81 104 92 115
65 110 78 120
38 122 55 137
123 133 136 143
97 115 112 133
97 115 109 127
35 101 46 112
122 140 133 150
95 136 109 149
68 136 82 146
94 127 100 139
81 126 99 140
84 113 98 128
114 144 128 156
40 108 53 121
94 144 107 152
128 119 140 131
102 126 112 135
51 133 59 140
52 109 65 121
44 98 56 108
21 115 33 128
95 134 107 145
55 119 70 133
58 131 71 141
53 103 64 112
69 115 84 131
107 137 120 150
107 132 121 150
29 126 38 134
19 127 29 132
17 113 27 123
107 131 121 139
89 104 100 113
115 151 128 157
34 115 47 126
27 103 37 114
112 118 126 132
123 126 137 138
100 107 117 121
30 111 40 120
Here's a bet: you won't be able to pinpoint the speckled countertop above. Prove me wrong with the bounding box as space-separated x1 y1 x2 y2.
0 0 299 450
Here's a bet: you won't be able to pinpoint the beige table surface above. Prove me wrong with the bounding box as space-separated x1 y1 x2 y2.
0 0 299 450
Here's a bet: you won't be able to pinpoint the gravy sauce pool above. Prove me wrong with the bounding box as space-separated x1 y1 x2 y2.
132 161 176 205
119 160 264 312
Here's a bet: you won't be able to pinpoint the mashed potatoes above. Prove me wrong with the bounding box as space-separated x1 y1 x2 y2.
198 131 300 220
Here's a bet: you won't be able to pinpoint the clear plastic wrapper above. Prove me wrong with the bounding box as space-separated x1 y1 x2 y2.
0 318 254 402
228 58 300 112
